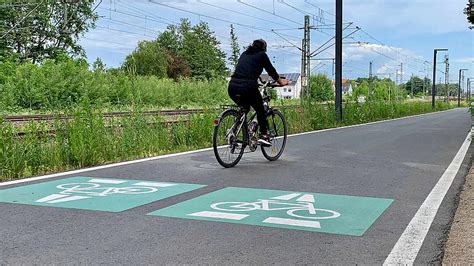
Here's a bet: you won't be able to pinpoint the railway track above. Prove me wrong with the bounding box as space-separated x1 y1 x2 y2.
4 105 300 123
4 109 209 123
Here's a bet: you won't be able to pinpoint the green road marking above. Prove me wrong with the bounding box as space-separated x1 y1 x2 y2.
149 187 393 236
0 177 205 212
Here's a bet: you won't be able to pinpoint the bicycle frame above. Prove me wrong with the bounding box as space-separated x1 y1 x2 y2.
239 199 317 214
56 183 158 197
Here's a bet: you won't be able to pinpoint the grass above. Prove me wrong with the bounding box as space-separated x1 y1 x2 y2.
0 100 463 181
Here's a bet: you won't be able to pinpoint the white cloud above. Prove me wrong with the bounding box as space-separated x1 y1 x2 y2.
453 57 474 63
343 0 470 36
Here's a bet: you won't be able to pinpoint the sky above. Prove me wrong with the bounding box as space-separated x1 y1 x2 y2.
79 0 474 86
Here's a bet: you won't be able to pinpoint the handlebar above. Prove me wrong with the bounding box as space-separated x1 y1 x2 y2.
258 76 286 88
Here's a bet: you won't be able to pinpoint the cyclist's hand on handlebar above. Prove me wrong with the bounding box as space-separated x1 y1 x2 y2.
277 78 289 86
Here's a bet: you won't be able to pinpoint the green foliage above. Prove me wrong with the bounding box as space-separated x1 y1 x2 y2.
0 57 231 113
403 76 431 96
0 100 458 181
229 24 240 71
0 1 98 63
435 83 459 97
122 40 168 78
309 74 333 102
156 18 227 79
350 78 403 101
352 80 368 100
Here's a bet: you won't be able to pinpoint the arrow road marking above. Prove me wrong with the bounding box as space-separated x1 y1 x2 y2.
271 193 301 200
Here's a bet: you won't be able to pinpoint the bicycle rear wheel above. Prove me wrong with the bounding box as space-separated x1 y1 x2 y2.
261 109 287 161
213 109 246 168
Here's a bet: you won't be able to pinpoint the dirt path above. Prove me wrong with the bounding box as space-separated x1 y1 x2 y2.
443 164 474 264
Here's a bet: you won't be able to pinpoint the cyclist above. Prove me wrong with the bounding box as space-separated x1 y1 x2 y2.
228 39 289 146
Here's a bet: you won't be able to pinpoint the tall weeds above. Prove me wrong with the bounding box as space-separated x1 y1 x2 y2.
0 100 458 181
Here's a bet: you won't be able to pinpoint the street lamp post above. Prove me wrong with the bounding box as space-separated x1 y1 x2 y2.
458 69 468 107
467 78 471 102
432 49 448 109
335 0 343 120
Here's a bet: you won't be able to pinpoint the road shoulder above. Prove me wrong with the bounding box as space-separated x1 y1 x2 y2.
443 161 474 264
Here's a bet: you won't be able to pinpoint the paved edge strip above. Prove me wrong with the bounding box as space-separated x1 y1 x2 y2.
383 128 472 265
0 108 463 187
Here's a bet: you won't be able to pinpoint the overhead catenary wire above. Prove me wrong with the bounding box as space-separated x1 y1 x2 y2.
236 0 302 26
1 0 45 39
116 0 178 25
85 1 433 81
196 0 290 28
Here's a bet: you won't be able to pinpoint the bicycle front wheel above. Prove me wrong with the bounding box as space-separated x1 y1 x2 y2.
213 109 246 168
261 109 287 161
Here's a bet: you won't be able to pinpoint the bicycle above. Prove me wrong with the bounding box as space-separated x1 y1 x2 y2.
212 78 288 168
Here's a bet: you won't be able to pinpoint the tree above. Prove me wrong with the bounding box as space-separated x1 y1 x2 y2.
92 57 105 73
309 74 333 102
0 1 99 63
352 80 369 100
464 0 474 26
165 50 191 80
122 40 168 78
228 24 240 72
404 76 426 96
157 18 227 79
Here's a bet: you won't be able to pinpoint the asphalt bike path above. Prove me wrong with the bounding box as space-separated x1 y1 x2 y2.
0 108 471 264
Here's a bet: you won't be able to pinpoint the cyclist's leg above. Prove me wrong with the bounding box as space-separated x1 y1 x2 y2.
228 85 251 112
248 89 267 135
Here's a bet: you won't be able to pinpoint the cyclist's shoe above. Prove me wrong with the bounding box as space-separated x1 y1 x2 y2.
258 134 272 147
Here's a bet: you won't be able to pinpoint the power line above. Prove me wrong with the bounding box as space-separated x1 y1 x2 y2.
1 0 45 39
115 0 178 25
97 6 171 26
196 0 290 28
81 36 137 48
236 0 302 26
100 17 161 35
150 1 279 32
96 25 155 37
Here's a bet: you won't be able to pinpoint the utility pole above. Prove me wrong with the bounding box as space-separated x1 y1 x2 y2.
335 0 343 120
410 74 414 98
368 61 373 100
301 15 311 102
459 69 468 107
468 78 472 102
444 55 449 102
422 75 426 96
466 78 471 102
400 63 403 84
432 49 448 109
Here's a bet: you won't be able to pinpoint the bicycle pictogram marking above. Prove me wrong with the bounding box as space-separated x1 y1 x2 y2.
210 193 340 218
0 177 205 212
35 181 162 204
149 187 394 235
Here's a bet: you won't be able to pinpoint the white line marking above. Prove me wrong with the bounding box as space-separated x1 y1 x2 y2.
263 217 321 228
0 108 463 188
384 129 472 265
36 194 69 203
132 182 176 187
271 193 301 200
88 179 126 184
188 211 248 220
297 194 315 203
46 195 90 203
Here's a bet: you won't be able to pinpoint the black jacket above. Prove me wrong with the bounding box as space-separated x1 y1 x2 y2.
230 50 280 89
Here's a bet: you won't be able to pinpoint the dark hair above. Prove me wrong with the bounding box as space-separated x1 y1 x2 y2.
246 39 267 53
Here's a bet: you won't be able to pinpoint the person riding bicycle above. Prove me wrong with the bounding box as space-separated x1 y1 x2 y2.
228 39 289 146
